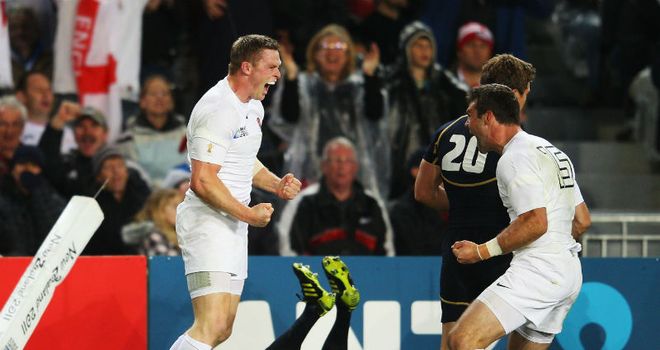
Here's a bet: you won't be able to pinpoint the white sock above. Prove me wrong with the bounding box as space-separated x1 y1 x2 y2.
169 333 212 350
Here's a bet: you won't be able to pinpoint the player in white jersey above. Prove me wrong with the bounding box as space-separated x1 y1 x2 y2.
169 35 302 350
447 84 591 350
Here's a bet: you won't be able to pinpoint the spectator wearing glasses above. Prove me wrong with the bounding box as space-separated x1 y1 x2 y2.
269 24 390 199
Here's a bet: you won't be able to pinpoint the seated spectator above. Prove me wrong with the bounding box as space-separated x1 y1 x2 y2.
16 71 76 153
124 188 183 256
277 137 393 256
84 146 151 255
39 105 109 198
117 75 187 184
453 21 494 89
389 149 447 255
7 7 53 86
382 21 467 199
0 96 26 177
0 145 65 256
270 23 389 198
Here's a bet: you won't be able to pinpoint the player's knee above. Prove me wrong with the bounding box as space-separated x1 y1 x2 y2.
212 316 234 344
446 328 473 350
197 314 234 345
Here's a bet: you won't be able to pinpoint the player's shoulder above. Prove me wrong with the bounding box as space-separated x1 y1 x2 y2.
499 132 547 170
432 115 469 142
248 99 265 116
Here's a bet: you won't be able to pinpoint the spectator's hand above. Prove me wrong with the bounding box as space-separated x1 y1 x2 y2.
280 44 299 80
248 203 274 227
362 42 380 77
452 240 481 264
276 173 301 200
50 101 81 130
204 0 228 20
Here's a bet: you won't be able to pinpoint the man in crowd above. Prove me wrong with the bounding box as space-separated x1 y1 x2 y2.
16 71 76 153
0 145 65 256
278 137 392 256
453 22 494 89
0 96 26 177
39 105 110 198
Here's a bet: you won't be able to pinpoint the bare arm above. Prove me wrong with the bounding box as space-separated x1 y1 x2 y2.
414 159 449 211
252 159 301 200
572 202 591 240
190 159 272 227
453 207 548 264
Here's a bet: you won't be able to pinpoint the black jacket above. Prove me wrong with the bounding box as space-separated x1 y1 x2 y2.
389 189 447 256
0 175 66 256
83 170 151 255
290 179 387 255
38 124 97 198
383 21 468 199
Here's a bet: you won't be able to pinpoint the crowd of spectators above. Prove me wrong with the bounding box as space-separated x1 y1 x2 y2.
0 0 656 257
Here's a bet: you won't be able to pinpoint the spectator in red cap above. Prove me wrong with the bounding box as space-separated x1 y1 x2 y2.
454 21 493 89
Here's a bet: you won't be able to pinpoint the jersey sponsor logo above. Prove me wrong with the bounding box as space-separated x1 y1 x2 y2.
496 282 511 289
233 126 249 139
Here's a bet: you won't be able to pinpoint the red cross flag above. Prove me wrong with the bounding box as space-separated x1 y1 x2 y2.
0 1 13 89
53 0 148 142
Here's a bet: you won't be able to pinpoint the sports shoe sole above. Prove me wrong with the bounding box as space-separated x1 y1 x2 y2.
322 256 360 310
292 263 335 315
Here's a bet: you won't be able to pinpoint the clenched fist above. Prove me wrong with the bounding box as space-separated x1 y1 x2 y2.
50 101 81 130
451 240 481 264
248 202 274 227
276 173 301 200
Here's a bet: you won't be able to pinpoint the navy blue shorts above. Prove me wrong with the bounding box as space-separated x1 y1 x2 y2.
440 245 511 323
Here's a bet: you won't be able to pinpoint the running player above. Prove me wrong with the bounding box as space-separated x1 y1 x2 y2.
448 84 591 349
169 35 302 350
414 54 536 350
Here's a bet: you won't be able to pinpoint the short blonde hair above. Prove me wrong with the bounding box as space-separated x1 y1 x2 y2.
305 24 356 81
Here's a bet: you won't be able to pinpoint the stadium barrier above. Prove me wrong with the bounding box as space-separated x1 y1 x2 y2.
150 256 657 350
1 256 657 349
0 256 146 350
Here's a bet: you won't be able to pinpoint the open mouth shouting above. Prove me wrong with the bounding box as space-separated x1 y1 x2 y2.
263 80 276 95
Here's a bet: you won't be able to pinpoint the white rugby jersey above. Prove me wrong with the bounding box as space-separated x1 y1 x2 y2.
185 77 263 207
497 130 584 253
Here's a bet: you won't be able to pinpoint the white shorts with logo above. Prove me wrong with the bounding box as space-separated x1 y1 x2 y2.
477 246 582 337
176 197 249 280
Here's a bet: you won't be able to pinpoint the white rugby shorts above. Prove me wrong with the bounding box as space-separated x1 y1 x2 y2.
477 248 582 336
176 197 249 280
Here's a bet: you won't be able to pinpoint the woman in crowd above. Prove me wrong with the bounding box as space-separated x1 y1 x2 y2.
269 24 390 199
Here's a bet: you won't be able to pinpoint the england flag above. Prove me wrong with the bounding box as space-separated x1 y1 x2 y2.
0 1 13 89
53 0 147 142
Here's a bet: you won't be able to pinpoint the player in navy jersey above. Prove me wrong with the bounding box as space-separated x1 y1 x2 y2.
414 54 536 350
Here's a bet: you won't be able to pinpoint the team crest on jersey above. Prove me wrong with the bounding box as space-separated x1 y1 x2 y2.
233 126 249 139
